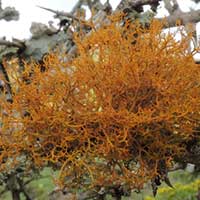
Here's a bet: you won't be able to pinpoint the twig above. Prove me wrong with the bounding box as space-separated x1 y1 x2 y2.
37 5 85 23
71 0 85 15
17 177 32 200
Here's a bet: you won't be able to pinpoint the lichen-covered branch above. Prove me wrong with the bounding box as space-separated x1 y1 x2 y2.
0 38 25 49
158 9 200 27
1 0 200 63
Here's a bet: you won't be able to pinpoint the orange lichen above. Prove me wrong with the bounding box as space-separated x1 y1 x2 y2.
0 17 200 193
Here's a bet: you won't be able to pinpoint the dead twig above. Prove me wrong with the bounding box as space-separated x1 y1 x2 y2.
37 5 85 23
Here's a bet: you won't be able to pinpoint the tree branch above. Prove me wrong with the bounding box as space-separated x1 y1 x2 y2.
116 0 161 12
158 9 200 27
0 38 25 49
